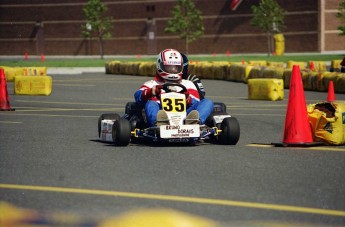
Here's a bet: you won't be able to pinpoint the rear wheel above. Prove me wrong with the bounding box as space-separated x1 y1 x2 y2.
219 117 240 145
112 118 131 146
98 113 120 137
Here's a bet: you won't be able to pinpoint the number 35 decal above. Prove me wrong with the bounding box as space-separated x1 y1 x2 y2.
162 98 186 112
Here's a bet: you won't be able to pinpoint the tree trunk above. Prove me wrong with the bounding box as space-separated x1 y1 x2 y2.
185 36 189 54
99 34 104 59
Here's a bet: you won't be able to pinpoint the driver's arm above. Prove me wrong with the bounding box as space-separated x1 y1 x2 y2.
135 82 162 104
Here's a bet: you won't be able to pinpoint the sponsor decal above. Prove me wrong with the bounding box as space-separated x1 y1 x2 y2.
164 60 180 65
323 122 333 134
160 125 200 138
168 138 190 143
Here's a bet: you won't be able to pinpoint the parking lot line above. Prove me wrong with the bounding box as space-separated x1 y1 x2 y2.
0 121 22 124
247 144 345 152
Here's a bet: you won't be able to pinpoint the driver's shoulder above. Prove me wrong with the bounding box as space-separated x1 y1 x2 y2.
143 79 160 87
181 79 197 89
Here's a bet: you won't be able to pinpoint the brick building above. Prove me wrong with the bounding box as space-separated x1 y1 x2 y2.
0 0 344 56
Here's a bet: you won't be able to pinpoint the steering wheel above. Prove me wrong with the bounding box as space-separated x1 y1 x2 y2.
162 83 187 94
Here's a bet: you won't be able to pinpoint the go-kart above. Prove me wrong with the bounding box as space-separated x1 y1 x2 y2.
98 83 240 146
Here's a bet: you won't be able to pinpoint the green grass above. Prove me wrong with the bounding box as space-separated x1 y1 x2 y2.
0 54 343 67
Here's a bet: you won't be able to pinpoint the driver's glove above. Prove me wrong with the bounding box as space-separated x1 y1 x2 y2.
141 85 163 100
187 74 199 82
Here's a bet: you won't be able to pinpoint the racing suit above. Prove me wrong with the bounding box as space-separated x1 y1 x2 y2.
134 74 214 127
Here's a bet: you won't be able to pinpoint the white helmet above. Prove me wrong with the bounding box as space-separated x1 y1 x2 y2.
157 49 183 82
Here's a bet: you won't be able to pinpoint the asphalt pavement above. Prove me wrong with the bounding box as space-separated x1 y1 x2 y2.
0 72 344 226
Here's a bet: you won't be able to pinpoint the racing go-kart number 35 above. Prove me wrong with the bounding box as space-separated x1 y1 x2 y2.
98 83 240 146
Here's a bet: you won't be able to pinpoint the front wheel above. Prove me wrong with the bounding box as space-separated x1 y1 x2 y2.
219 117 240 145
112 118 131 146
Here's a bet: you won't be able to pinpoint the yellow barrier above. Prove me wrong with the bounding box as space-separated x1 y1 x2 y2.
0 66 47 82
330 60 342 72
308 101 345 145
274 33 285 56
248 60 267 67
14 76 52 96
23 67 47 76
267 61 285 68
287 61 306 70
248 78 284 101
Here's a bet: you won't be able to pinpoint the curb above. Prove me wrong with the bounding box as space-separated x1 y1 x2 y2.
47 67 105 75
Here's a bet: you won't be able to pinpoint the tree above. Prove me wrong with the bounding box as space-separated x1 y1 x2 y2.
82 0 113 59
250 0 286 56
336 0 345 35
165 0 204 54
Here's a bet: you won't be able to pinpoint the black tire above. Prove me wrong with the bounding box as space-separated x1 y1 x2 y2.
112 118 131 146
219 117 240 145
213 102 227 113
98 113 120 138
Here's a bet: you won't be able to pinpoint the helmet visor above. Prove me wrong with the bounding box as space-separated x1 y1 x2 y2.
161 64 182 74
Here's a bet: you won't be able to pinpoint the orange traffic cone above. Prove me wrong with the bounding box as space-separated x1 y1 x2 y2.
327 81 336 102
0 68 15 111
273 65 320 147
309 61 315 71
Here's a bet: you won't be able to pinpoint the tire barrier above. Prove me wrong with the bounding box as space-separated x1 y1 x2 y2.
308 61 327 72
248 60 267 67
14 75 52 96
287 61 306 69
267 61 285 68
307 101 345 145
105 59 345 94
330 60 342 72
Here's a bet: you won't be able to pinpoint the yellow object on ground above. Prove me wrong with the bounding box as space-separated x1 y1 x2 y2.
287 61 306 69
248 60 267 67
308 101 345 145
14 76 52 95
248 78 284 101
0 66 47 81
274 33 285 55
0 201 38 227
99 208 218 227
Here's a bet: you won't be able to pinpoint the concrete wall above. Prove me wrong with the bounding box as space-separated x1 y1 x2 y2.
0 0 343 56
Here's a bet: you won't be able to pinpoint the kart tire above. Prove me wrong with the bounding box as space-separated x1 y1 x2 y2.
212 102 227 113
219 117 240 145
112 118 131 146
98 113 120 138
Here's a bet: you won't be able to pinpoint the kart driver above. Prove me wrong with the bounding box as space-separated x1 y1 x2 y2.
134 48 214 127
